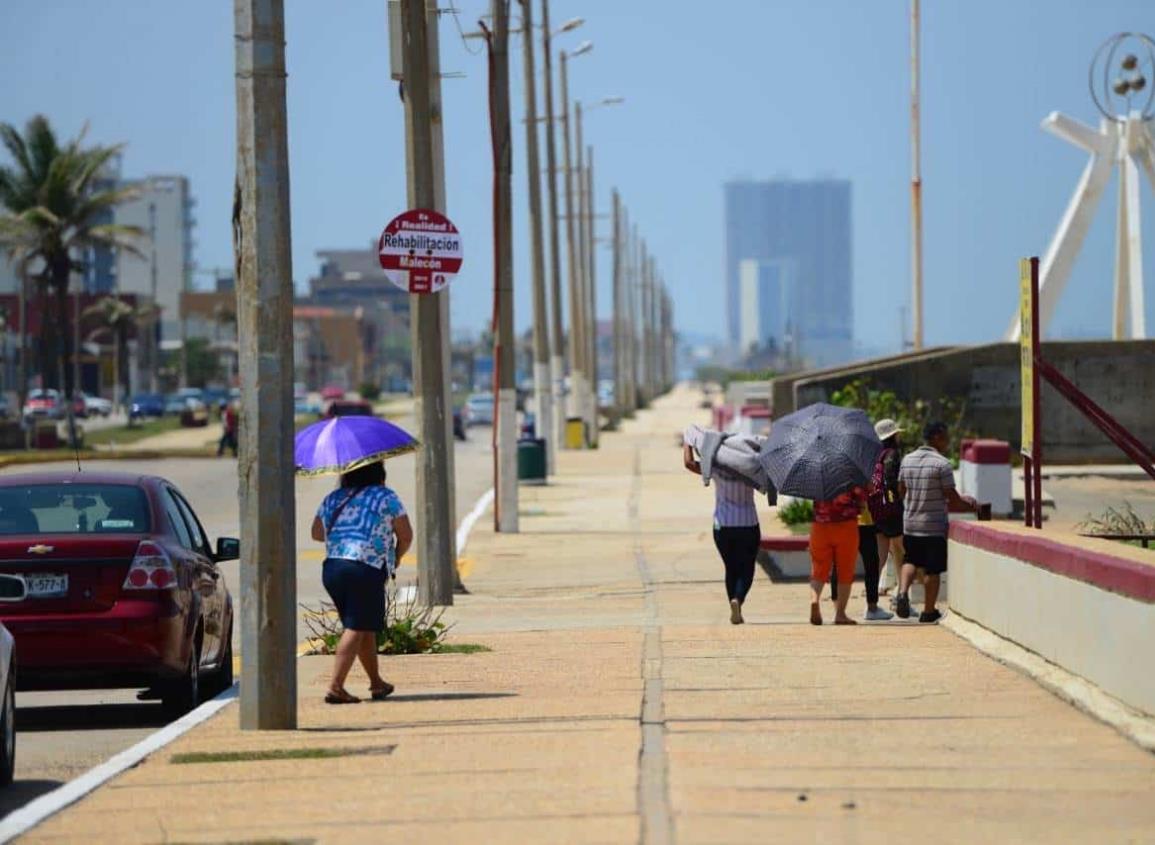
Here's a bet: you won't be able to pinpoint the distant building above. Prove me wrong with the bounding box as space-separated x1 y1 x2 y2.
115 175 196 342
738 258 795 356
724 179 852 367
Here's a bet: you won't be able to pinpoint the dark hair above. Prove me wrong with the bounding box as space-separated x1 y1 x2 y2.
923 420 949 442
882 433 900 447
340 461 386 489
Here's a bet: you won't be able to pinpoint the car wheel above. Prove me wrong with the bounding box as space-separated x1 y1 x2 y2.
0 669 15 787
162 641 201 717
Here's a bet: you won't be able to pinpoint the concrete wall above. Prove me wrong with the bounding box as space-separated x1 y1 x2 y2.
780 341 1155 463
948 522 1155 717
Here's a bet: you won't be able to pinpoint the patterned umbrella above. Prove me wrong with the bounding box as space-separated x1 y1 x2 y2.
294 416 419 477
760 403 882 500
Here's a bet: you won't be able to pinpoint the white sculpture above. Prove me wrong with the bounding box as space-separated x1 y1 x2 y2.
1008 33 1154 341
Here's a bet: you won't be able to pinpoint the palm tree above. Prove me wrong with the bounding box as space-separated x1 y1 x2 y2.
0 115 144 401
83 295 158 414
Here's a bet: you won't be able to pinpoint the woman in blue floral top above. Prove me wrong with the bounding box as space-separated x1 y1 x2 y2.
310 460 413 704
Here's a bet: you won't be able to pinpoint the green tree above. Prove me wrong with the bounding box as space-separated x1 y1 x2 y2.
83 296 158 409
183 337 221 388
0 116 143 397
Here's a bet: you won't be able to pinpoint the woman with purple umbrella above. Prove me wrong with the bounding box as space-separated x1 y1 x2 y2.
296 417 419 704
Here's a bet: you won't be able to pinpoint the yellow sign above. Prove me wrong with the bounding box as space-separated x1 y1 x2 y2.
1020 258 1034 456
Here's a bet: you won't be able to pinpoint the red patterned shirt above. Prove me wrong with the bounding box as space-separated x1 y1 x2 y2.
813 485 868 524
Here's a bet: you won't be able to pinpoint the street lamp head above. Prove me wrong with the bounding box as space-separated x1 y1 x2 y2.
570 40 593 58
601 96 625 106
1089 32 1155 121
558 17 585 34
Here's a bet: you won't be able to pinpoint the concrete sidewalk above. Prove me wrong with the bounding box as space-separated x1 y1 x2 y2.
21 387 1155 843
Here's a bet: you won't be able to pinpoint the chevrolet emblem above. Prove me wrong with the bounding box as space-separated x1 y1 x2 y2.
27 544 54 555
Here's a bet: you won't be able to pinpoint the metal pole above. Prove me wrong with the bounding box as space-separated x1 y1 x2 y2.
910 0 924 350
400 0 455 604
573 103 589 443
540 0 567 462
1030 255 1043 529
560 55 585 446
487 0 518 532
518 0 553 474
611 189 624 411
628 224 640 411
584 146 598 444
233 0 297 730
148 202 158 393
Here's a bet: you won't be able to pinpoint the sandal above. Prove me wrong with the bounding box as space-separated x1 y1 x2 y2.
324 688 361 705
369 682 395 701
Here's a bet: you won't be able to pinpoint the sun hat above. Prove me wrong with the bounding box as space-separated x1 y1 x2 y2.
874 418 903 441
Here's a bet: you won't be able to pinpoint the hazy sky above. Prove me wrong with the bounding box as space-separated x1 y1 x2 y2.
2 1 1153 353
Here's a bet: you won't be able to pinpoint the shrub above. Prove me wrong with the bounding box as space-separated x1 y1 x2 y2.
778 498 814 526
303 582 459 655
359 382 382 402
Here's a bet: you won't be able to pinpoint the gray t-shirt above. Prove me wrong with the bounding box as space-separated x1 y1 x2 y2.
899 445 954 537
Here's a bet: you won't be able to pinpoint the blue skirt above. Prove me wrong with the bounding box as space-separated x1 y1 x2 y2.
322 558 387 632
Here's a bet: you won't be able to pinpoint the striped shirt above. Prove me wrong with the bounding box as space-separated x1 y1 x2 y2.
899 445 955 536
712 475 760 528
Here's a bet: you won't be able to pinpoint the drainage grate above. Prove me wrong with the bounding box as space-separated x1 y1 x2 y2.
170 745 396 765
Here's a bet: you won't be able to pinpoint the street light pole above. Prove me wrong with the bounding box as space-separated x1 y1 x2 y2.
584 145 598 444
486 0 518 533
517 0 553 474
233 0 297 730
400 0 455 604
560 53 586 447
627 221 640 412
539 0 567 463
910 0 924 350
611 189 623 411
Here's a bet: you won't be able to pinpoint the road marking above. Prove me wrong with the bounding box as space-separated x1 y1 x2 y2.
1 485 498 840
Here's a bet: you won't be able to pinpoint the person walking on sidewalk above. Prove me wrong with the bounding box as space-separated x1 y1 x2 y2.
683 441 760 625
809 484 868 625
869 418 905 601
829 500 893 620
217 401 238 458
895 421 977 623
311 460 413 703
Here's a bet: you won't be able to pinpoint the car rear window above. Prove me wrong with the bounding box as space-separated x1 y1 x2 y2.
0 484 151 535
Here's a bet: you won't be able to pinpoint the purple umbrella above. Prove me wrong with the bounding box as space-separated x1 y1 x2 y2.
294 416 420 477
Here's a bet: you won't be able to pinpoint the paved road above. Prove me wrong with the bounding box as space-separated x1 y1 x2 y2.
0 420 494 816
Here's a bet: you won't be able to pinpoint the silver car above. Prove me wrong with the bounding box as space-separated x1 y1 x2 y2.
465 393 495 426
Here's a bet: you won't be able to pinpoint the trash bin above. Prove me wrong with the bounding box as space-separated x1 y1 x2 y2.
32 421 59 450
564 417 585 449
517 438 547 484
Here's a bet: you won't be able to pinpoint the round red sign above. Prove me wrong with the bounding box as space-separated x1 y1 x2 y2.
377 209 463 294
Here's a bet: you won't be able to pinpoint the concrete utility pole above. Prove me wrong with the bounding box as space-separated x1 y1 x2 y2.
540 0 567 465
233 0 297 730
400 0 455 604
486 0 519 532
626 222 640 411
517 0 554 474
560 53 586 445
573 102 590 444
611 189 624 411
910 0 924 350
584 146 598 444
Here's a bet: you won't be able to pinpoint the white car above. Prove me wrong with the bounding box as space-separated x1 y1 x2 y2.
465 393 495 426
0 574 25 786
79 392 113 418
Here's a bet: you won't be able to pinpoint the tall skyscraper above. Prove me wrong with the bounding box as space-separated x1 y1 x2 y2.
724 179 852 367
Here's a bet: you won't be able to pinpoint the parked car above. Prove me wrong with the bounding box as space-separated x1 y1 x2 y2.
294 398 322 417
0 574 25 786
465 392 495 426
78 392 112 418
0 396 12 420
23 389 63 420
453 407 467 441
130 394 165 420
0 472 237 715
323 399 374 418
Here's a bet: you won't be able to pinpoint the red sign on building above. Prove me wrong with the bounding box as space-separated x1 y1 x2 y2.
377 209 463 294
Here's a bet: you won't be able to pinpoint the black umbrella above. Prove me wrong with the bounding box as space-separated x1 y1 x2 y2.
761 403 883 500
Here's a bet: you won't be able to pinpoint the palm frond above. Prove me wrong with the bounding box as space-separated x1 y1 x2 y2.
0 124 34 184
70 142 126 198
25 116 61 183
81 222 147 258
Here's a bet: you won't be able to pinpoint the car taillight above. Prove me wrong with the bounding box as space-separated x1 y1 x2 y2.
122 541 178 591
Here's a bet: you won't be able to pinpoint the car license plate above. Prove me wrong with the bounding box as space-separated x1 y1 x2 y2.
26 574 68 598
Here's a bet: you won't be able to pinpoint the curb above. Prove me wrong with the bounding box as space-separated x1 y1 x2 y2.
942 612 1155 752
0 485 499 839
0 684 239 844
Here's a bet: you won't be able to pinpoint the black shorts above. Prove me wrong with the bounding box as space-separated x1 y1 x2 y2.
903 535 948 575
322 558 387 632
875 515 903 538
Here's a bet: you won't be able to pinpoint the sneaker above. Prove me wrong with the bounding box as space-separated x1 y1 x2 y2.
895 593 911 619
919 609 942 624
864 606 894 621
729 599 744 625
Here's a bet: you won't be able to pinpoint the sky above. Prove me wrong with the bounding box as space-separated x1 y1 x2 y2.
2 0 1153 355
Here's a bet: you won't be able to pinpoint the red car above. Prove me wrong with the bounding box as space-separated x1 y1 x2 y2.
0 472 237 715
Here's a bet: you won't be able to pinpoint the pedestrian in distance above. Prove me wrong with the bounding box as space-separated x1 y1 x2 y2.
809 484 868 625
683 440 761 625
217 400 238 458
869 418 905 608
828 495 893 620
310 460 413 703
894 421 977 623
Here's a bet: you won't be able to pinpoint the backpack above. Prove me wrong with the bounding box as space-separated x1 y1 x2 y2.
867 447 902 522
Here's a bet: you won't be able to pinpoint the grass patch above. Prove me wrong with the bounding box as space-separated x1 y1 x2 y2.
171 745 395 765
436 643 492 654
84 416 184 447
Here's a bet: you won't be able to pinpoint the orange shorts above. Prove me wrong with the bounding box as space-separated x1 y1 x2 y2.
809 519 859 585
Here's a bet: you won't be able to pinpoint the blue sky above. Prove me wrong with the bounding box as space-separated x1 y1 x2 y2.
2 1 1153 353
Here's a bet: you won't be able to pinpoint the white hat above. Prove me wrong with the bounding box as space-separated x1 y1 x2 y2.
874 418 903 441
